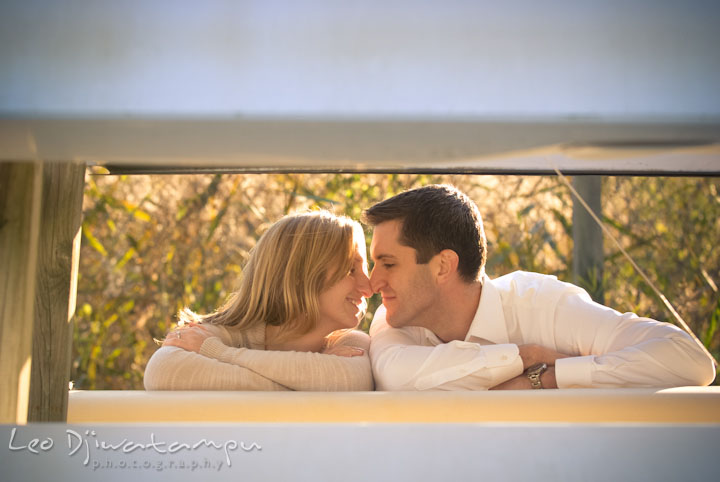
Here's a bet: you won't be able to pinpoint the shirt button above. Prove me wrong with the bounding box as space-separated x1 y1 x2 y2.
501 355 508 361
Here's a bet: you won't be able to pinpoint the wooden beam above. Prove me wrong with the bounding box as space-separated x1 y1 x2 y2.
0 162 42 424
28 162 86 422
2 118 720 175
572 175 604 303
66 388 720 424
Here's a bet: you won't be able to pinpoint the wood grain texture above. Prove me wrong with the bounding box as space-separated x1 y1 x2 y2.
572 175 604 303
0 162 43 423
28 162 86 422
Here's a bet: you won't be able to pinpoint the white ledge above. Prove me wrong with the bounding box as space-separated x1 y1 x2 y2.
68 387 720 424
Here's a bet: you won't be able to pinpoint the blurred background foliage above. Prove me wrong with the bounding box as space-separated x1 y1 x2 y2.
73 174 720 389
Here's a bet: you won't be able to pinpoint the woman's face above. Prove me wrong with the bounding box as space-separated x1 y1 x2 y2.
317 243 372 331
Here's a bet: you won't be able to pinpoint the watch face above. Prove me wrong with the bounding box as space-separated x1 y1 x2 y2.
528 363 548 376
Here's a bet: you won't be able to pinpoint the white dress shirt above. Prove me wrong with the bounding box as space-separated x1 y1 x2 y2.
369 271 715 390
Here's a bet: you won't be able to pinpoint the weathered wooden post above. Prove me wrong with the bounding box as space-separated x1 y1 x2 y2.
0 162 43 424
28 162 86 422
572 175 604 303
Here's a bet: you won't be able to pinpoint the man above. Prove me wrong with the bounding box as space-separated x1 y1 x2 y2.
365 184 715 390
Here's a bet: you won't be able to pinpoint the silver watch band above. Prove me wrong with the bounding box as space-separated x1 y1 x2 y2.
525 362 548 389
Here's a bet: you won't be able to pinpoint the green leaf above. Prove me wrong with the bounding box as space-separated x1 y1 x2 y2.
82 225 108 256
703 296 720 348
116 247 136 269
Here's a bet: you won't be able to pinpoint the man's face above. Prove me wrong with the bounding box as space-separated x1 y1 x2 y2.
369 220 438 329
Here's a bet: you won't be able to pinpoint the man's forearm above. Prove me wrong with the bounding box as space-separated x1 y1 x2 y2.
517 344 570 369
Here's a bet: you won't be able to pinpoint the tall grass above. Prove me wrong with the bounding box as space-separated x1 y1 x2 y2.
73 174 720 388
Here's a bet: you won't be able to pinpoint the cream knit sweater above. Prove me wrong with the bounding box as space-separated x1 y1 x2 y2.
143 323 374 391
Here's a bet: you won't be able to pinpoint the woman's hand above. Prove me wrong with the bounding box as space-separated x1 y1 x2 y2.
323 345 365 357
162 323 214 353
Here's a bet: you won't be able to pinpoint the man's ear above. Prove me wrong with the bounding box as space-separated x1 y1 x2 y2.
433 249 459 283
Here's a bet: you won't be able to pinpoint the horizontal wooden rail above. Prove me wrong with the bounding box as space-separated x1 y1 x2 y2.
2 119 720 175
67 387 720 424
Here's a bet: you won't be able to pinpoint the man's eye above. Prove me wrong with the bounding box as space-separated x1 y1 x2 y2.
384 264 395 269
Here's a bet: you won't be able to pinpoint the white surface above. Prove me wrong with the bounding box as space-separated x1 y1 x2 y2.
2 1 719 171
2 423 718 481
1 0 719 117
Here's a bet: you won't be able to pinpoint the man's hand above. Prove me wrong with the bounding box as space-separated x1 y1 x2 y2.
490 366 558 390
518 344 570 370
490 343 569 390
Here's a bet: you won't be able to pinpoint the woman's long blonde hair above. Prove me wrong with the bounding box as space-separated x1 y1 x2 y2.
179 211 363 340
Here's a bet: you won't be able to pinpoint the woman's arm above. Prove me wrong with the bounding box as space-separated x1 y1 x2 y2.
143 345 289 391
198 329 374 391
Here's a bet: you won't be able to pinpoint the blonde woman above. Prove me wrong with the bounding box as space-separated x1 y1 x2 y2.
144 211 374 391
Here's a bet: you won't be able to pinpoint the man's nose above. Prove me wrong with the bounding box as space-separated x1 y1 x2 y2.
356 271 373 298
369 267 383 294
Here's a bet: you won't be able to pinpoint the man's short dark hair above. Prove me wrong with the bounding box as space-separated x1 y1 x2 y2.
363 184 486 283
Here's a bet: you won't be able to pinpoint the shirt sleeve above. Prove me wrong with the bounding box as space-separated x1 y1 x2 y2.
196 330 374 391
143 345 288 391
552 290 716 388
369 306 523 391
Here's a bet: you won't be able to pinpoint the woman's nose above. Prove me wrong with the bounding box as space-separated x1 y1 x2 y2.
356 271 373 298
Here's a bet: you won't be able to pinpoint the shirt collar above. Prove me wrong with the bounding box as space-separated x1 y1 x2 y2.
465 274 509 345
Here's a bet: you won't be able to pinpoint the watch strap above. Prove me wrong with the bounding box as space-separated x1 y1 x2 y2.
525 362 548 389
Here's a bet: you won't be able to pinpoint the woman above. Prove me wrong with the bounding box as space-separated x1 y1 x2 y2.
144 211 374 391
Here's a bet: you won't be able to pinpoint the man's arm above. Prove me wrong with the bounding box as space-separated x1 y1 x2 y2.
548 291 715 388
492 289 715 390
369 306 524 390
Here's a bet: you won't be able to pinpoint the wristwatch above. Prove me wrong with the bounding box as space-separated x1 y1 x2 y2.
525 362 548 389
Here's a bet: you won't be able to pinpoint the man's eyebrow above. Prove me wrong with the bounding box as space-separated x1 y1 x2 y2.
372 254 396 262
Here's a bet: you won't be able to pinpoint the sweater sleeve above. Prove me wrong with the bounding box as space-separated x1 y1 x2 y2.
143 345 289 391
197 329 374 391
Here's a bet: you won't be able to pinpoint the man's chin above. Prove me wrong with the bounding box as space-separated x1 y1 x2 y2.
385 315 404 328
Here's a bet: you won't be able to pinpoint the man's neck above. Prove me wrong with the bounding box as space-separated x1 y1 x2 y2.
431 281 483 343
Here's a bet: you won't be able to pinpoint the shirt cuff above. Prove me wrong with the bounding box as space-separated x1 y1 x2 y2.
414 343 522 390
555 355 595 388
482 343 521 367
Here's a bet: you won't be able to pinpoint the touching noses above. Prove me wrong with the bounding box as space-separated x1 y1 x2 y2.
355 270 373 298
368 267 384 294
